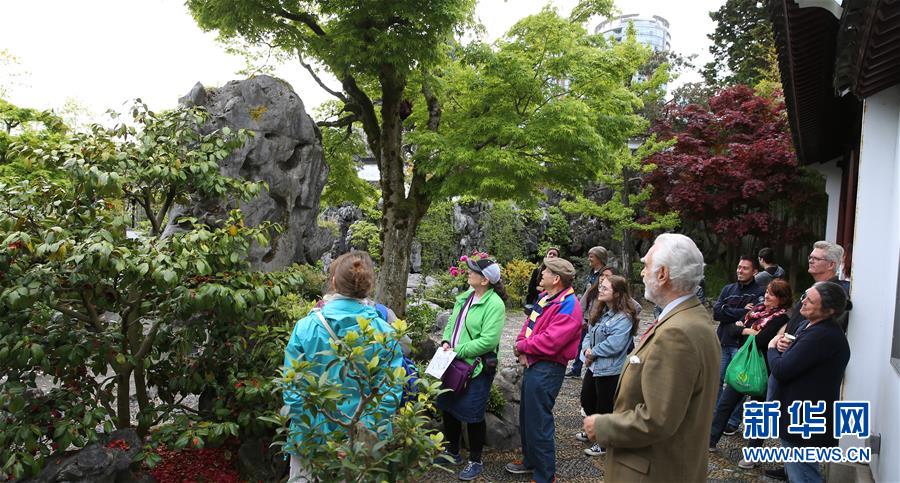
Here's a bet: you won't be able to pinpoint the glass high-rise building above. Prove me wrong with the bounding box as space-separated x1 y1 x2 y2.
595 14 671 52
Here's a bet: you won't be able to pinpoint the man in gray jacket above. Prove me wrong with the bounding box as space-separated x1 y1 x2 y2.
755 247 786 287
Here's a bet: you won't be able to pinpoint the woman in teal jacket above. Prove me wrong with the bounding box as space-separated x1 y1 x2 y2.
435 258 507 481
282 251 403 481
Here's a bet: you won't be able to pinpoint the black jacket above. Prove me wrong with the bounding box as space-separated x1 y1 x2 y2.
768 319 850 448
742 311 789 371
714 279 765 347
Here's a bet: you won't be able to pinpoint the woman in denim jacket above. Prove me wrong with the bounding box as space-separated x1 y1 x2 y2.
579 274 639 456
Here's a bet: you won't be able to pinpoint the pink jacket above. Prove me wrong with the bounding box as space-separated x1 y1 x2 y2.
516 289 583 366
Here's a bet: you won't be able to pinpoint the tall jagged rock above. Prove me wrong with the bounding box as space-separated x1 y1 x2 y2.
165 76 328 269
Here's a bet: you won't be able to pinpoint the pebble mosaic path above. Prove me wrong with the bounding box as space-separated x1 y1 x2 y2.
425 304 785 482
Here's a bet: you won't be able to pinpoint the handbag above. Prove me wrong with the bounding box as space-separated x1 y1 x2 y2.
724 335 768 396
441 357 481 394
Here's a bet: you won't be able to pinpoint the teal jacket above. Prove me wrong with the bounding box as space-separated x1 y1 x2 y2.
441 288 506 378
282 298 403 454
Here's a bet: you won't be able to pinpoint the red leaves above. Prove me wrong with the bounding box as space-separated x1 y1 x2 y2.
105 439 130 451
644 85 819 246
147 446 242 483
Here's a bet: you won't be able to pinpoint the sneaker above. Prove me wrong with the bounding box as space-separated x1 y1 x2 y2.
575 431 589 442
434 451 463 466
764 467 788 480
584 444 606 456
723 425 739 436
458 461 484 481
565 369 580 378
504 460 534 474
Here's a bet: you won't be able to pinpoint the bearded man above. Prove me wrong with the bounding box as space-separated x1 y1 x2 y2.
583 233 720 482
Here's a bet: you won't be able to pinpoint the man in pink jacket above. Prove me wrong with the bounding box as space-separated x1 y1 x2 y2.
506 257 583 483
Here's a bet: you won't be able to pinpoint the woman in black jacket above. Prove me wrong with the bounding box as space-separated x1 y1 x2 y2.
709 279 792 461
524 247 559 312
767 281 850 483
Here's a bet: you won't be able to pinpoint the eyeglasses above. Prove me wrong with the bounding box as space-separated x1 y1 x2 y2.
808 255 827 264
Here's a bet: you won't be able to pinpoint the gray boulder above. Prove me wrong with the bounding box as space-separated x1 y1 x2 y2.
495 366 523 404
25 429 142 483
166 75 328 269
485 412 519 450
433 310 452 333
484 368 523 450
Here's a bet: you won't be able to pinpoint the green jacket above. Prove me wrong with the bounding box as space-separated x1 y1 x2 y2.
441 288 506 378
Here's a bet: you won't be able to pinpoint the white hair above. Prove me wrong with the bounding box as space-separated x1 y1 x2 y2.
647 233 705 294
813 240 844 274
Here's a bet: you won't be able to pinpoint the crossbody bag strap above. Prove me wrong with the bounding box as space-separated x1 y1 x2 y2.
313 309 340 341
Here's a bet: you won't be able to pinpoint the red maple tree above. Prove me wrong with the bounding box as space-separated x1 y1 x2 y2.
644 85 825 266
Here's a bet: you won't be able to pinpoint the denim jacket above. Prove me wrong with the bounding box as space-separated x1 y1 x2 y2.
582 309 633 377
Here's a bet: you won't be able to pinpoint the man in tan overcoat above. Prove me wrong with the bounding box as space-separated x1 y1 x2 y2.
583 233 720 482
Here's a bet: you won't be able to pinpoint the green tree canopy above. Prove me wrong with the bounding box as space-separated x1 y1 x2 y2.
189 1 646 313
702 0 778 87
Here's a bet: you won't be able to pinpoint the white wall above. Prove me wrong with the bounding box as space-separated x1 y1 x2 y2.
842 85 900 483
810 160 843 244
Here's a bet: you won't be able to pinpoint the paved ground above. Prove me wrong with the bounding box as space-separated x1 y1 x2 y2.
425 305 785 482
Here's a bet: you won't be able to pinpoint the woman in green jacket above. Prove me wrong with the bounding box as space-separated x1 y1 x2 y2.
435 257 507 480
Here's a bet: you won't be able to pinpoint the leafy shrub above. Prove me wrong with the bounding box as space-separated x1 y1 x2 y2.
416 200 459 274
287 263 327 300
0 104 305 479
424 271 466 309
703 261 730 303
502 259 537 308
349 219 382 261
268 319 445 481
484 201 524 264
404 301 439 346
487 384 506 416
276 293 318 323
542 206 571 253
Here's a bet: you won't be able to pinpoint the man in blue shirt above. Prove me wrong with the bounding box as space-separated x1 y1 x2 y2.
712 255 765 433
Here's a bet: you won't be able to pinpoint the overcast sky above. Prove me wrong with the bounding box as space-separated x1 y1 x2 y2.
1 0 722 121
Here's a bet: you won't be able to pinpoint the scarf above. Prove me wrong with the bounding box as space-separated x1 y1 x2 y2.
744 304 787 331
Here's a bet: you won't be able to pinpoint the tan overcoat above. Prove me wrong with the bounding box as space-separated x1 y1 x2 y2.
594 296 720 482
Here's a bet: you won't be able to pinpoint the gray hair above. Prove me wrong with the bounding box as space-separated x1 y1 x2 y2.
811 281 848 321
588 246 608 266
646 233 705 294
813 240 844 273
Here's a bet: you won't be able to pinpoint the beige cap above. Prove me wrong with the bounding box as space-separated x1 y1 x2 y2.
544 257 576 277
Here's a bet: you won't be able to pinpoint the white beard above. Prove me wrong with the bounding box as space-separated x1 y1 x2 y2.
644 276 662 304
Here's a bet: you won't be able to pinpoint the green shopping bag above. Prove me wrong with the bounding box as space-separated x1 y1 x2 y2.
724 335 768 396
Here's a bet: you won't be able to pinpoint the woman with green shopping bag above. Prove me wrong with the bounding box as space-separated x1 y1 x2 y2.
709 279 792 463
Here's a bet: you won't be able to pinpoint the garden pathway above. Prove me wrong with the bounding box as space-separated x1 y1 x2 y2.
426 304 784 482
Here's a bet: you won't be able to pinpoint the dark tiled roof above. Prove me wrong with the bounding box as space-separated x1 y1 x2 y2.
835 0 900 98
768 0 861 165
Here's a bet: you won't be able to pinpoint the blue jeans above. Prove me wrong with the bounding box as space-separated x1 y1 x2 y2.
710 386 762 447
570 327 588 373
520 361 565 483
717 345 743 428
781 439 824 483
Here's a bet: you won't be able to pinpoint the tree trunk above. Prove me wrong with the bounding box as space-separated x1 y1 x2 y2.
620 166 632 280
116 370 131 429
134 362 150 435
371 67 431 317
